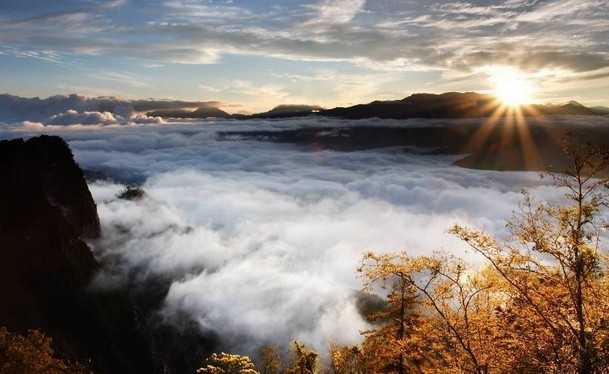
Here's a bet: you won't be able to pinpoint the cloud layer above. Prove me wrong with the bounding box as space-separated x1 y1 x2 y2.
4 116 602 354
0 93 228 126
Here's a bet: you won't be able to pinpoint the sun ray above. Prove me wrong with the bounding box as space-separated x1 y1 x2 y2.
462 67 547 171
513 104 542 170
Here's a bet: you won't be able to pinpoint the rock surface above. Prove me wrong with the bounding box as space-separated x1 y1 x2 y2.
0 135 153 373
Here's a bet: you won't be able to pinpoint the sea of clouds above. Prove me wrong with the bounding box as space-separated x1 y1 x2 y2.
3 106 607 355
0 93 230 127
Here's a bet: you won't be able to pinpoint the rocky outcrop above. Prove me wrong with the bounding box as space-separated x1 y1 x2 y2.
0 135 153 373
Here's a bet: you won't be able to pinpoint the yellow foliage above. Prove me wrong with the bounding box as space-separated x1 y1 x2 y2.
0 327 91 374
197 352 260 374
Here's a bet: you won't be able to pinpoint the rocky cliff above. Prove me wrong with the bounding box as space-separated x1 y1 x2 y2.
0 135 153 373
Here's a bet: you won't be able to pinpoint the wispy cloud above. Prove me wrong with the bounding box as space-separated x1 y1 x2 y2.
0 46 65 64
304 0 367 25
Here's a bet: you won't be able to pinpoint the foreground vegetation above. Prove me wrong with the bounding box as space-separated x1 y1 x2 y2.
0 328 91 374
201 136 609 374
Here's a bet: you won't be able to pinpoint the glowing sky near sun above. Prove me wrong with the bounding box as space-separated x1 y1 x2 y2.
1 0 608 112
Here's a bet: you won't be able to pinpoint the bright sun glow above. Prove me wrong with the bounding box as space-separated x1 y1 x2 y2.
495 80 532 105
488 67 534 106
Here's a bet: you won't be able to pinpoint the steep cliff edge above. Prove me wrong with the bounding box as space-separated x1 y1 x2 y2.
0 135 153 373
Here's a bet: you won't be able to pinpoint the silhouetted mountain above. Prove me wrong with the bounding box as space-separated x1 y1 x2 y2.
591 106 609 115
319 92 599 119
533 102 597 115
0 136 154 373
147 106 230 118
250 104 324 119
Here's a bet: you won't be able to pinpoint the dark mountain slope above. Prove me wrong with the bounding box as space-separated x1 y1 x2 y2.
0 136 153 373
320 92 598 119
250 104 323 118
147 106 231 118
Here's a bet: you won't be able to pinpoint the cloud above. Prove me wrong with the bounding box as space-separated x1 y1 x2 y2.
514 0 601 23
42 110 165 126
449 49 609 73
47 109 121 126
0 93 221 125
163 0 254 21
1 0 607 76
5 115 606 354
305 0 367 25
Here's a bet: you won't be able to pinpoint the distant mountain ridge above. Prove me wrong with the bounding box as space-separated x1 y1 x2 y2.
1 92 606 123
147 92 604 120
318 92 600 120
249 104 324 119
591 105 609 114
146 106 231 119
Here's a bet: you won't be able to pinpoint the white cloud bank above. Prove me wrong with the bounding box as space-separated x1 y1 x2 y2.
0 93 224 126
3 116 605 355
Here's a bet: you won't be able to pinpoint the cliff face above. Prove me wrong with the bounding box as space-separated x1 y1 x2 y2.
0 135 153 373
0 135 101 239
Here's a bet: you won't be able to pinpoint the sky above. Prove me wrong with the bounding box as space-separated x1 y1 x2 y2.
1 0 608 113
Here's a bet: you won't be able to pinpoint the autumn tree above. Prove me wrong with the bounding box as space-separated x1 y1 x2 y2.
0 327 91 374
329 344 366 374
197 352 260 374
287 341 318 374
259 346 282 374
356 257 447 374
358 251 503 374
285 341 319 374
451 136 609 373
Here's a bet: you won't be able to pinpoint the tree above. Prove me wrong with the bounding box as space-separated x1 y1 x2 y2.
358 252 501 374
285 341 318 374
0 327 91 374
450 135 609 373
197 352 260 374
329 344 366 374
356 256 448 374
259 346 282 374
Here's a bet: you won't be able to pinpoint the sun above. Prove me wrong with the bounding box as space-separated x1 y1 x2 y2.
494 80 532 106
489 68 533 106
